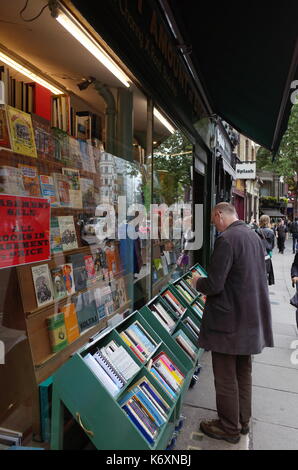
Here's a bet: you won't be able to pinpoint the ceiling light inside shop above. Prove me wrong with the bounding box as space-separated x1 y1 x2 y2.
55 10 130 88
0 51 64 95
154 108 175 134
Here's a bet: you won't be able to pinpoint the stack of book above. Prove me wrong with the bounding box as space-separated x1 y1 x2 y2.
119 321 158 363
149 351 185 401
191 265 207 277
183 317 200 342
119 376 170 446
174 279 197 303
148 300 176 332
161 290 186 317
84 341 139 397
174 329 198 361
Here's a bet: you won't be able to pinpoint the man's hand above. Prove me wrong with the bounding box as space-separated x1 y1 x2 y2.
292 277 298 284
192 272 201 290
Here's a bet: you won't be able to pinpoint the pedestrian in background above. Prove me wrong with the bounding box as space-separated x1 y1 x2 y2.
291 253 298 331
290 217 298 254
256 215 275 285
192 202 273 444
276 219 288 254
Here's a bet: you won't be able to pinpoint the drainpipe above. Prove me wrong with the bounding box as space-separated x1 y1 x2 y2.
93 80 116 155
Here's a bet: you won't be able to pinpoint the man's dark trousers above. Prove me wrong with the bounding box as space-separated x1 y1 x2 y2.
212 352 252 435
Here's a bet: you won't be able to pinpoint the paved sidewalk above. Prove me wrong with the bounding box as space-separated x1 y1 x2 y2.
175 239 298 450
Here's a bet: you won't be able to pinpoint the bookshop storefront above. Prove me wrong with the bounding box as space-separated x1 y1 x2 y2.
0 0 211 448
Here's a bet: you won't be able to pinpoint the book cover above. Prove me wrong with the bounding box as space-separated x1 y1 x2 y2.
0 165 26 196
61 263 75 295
46 312 68 353
67 252 88 291
52 173 71 207
84 255 96 285
60 302 80 344
62 167 82 209
105 241 121 277
39 175 58 206
58 216 78 251
68 136 82 170
50 216 63 254
29 83 52 121
51 128 70 164
98 285 114 317
51 266 67 299
0 105 11 149
92 247 106 281
80 177 95 209
31 113 51 159
31 264 54 308
73 291 99 333
18 163 41 197
6 105 37 157
93 287 107 319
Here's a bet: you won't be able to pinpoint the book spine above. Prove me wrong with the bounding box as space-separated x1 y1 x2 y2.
128 399 158 436
122 404 154 445
149 368 176 399
153 360 180 391
135 390 166 427
140 385 168 419
120 332 146 362
125 328 149 357
130 323 156 353
158 356 183 385
150 309 171 332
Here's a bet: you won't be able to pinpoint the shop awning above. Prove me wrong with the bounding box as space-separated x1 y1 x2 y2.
222 158 236 180
260 208 285 217
165 1 298 153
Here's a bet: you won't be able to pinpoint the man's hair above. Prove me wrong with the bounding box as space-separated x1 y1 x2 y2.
213 202 238 216
259 215 270 227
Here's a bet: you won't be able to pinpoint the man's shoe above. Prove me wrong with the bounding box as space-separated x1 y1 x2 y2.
240 425 249 435
200 419 240 444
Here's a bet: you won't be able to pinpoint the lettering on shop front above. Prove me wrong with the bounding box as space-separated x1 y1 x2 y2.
0 195 50 269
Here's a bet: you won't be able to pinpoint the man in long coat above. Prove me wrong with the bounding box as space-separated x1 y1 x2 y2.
192 202 273 443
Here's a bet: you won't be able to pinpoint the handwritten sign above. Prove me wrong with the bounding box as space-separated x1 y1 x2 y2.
0 195 51 269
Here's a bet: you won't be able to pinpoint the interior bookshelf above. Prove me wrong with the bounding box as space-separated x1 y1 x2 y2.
50 309 195 450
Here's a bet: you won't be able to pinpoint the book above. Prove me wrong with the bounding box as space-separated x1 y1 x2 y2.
110 277 128 311
73 291 99 333
39 175 58 206
61 263 75 295
39 377 53 443
98 285 114 317
105 241 121 277
119 332 146 363
174 329 197 360
58 216 78 251
51 127 70 164
31 114 51 159
92 287 107 320
137 377 170 416
50 216 63 254
67 252 88 291
0 105 11 149
51 266 67 299
150 302 176 330
162 290 186 316
101 344 139 381
93 350 125 388
53 173 71 207
62 168 82 209
6 105 37 157
28 83 52 121
80 177 95 209
84 255 96 286
68 136 82 169
84 353 119 397
60 303 80 344
18 163 41 197
76 113 91 140
0 165 26 196
46 312 68 353
31 264 54 308
122 403 154 445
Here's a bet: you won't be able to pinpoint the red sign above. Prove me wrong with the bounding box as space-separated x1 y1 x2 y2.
0 195 51 269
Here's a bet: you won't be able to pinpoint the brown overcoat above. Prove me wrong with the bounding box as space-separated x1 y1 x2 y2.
196 220 274 355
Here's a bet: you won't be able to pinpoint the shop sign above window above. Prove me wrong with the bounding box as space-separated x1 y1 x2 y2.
235 162 256 180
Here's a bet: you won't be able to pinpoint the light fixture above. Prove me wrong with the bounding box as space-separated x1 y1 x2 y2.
54 7 130 88
0 51 63 95
154 108 175 134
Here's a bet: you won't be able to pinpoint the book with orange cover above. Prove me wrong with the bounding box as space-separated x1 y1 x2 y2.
18 163 41 197
60 302 80 344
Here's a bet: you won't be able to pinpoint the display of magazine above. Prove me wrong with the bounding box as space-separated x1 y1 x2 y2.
31 264 54 308
58 216 78 251
51 266 67 300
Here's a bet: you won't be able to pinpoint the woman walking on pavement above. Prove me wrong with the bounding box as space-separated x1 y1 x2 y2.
276 219 288 254
291 253 298 331
256 215 275 285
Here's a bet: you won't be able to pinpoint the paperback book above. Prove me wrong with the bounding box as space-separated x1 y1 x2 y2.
84 254 97 286
31 114 51 159
59 302 80 344
80 177 95 209
18 163 41 197
67 252 88 291
6 105 37 158
50 216 63 254
53 173 71 207
51 266 67 299
61 263 75 296
62 167 82 209
73 290 99 333
39 175 58 206
46 312 68 353
58 216 78 251
31 264 54 308
0 165 26 196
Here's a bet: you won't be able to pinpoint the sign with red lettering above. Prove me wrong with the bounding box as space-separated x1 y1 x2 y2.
0 195 51 269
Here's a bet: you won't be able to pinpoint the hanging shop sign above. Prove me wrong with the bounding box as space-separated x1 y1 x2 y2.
235 162 256 180
0 195 51 269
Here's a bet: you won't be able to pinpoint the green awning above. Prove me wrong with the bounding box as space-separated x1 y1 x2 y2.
165 1 298 153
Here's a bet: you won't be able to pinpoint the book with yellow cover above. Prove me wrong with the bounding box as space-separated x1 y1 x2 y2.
6 105 37 157
60 303 80 344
